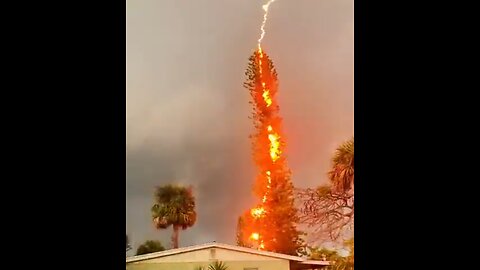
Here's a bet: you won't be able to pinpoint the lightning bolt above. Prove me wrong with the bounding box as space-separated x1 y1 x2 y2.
257 0 277 53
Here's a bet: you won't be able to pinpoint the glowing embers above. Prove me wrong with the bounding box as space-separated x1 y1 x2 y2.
250 207 266 218
259 57 263 75
241 48 289 252
258 54 272 108
262 171 272 203
267 125 281 162
262 90 273 107
249 233 265 250
266 170 272 185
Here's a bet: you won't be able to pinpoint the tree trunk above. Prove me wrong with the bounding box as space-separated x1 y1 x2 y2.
171 225 180 248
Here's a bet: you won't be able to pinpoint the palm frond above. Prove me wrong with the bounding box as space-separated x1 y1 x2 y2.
208 261 228 270
151 184 197 229
329 138 354 193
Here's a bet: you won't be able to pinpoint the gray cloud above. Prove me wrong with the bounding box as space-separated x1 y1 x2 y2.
127 0 353 251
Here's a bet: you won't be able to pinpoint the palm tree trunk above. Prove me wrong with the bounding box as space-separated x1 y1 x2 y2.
171 225 180 248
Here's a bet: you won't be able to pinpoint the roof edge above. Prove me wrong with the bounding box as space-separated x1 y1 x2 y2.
299 260 331 266
126 242 305 263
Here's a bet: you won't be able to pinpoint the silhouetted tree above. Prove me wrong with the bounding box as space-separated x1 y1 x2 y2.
136 240 165 255
151 184 197 248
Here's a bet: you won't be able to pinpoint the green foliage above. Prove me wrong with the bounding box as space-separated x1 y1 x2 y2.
151 184 197 229
208 261 228 270
135 240 165 255
329 138 354 193
190 262 224 270
151 184 197 248
309 244 353 270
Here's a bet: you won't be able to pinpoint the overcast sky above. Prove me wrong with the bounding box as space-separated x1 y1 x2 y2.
127 0 353 252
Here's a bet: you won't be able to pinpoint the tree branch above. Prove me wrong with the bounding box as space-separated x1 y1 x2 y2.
296 187 354 242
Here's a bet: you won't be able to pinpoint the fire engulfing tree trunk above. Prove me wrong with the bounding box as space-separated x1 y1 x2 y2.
236 50 305 256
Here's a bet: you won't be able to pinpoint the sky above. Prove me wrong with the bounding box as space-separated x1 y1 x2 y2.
127 0 353 253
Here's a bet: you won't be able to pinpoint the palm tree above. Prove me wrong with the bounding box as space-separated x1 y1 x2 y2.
151 184 197 249
328 138 354 193
208 261 228 270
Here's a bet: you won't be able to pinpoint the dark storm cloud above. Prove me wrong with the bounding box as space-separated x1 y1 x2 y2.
127 0 353 252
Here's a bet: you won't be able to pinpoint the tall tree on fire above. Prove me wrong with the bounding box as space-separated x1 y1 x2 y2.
236 50 304 256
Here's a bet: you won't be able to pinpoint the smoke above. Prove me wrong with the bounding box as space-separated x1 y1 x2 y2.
127 84 256 248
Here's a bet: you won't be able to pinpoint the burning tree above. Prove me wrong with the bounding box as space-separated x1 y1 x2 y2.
236 49 304 256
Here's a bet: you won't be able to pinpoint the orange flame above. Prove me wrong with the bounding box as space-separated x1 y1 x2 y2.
242 0 282 252
247 54 281 248
267 126 281 162
262 90 273 107
251 207 266 218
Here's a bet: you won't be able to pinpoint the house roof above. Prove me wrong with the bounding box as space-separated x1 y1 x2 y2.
126 242 328 265
299 260 331 266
